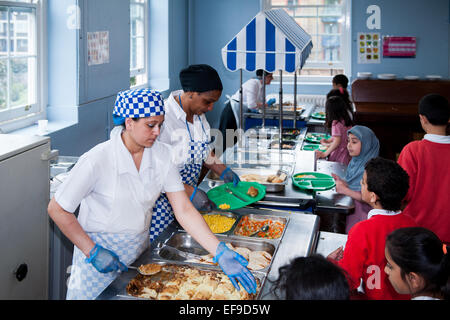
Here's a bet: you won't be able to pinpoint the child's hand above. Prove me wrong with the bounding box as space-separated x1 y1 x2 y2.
327 246 344 261
315 150 327 159
332 173 348 194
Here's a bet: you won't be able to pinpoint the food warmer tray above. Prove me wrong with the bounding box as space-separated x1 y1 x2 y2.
97 207 320 300
205 167 291 192
155 232 281 275
115 260 268 300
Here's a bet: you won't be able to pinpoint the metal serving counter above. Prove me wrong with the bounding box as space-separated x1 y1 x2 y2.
97 207 320 300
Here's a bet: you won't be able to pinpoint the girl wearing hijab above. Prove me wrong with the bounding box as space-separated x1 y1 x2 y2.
331 125 380 233
48 88 256 299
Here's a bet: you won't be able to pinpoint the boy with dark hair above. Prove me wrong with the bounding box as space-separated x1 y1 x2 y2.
397 93 450 245
328 157 417 300
332 74 349 89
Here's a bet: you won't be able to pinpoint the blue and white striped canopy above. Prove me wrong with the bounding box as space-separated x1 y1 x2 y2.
221 9 313 73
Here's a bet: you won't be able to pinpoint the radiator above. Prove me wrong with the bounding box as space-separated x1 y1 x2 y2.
296 94 327 107
266 93 327 107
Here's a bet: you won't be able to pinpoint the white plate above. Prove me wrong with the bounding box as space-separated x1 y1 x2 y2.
404 76 419 80
377 73 396 80
425 75 442 80
357 72 372 79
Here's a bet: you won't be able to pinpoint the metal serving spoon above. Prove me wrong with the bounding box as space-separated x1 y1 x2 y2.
249 225 269 237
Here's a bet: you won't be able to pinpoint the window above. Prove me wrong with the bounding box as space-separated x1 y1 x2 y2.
130 0 147 88
263 0 351 83
0 0 44 130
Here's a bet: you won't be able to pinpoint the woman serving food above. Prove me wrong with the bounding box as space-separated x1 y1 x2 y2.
47 88 256 299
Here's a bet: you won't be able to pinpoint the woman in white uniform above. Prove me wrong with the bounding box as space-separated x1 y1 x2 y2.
219 69 274 152
47 88 257 299
151 64 241 241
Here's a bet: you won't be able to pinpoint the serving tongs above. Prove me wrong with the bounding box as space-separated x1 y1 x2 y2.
158 243 207 261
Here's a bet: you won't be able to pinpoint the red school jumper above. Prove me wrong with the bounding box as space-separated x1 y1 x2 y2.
397 138 450 244
336 210 417 300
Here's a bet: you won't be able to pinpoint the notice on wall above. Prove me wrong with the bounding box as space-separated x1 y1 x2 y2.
383 36 416 58
357 32 381 64
87 31 110 66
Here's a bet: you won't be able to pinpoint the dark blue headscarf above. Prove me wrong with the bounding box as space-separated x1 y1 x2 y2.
345 125 380 191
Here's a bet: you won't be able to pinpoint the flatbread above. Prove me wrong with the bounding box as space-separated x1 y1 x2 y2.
234 247 251 260
138 263 162 275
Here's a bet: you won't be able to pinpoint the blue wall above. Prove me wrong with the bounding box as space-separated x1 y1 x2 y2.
189 0 450 128
351 0 449 79
17 0 449 157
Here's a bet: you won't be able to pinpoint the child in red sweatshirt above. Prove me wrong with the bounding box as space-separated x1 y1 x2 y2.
397 94 450 245
328 157 417 300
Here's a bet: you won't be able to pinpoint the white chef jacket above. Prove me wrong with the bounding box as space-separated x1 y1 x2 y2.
55 127 184 235
158 90 212 168
231 78 263 110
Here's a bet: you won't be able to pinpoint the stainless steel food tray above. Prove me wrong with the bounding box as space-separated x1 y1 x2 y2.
120 260 267 300
200 211 241 235
232 214 289 241
155 232 279 274
205 167 290 192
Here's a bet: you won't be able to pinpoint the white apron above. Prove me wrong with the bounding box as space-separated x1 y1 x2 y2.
66 138 159 300
149 94 211 242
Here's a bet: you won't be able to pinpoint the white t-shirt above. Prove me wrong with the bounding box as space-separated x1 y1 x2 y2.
158 90 212 168
55 127 184 234
231 78 263 110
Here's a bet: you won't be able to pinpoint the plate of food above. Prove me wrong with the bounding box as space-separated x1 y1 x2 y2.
207 182 266 210
311 111 326 120
292 172 335 192
305 133 331 144
302 144 327 152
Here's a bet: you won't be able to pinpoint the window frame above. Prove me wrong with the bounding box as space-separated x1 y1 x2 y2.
0 0 46 132
262 0 351 84
130 0 148 89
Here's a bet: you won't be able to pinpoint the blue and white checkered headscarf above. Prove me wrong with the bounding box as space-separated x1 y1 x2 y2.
113 88 165 125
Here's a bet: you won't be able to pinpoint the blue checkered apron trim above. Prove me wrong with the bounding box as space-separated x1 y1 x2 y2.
66 231 148 300
149 95 210 242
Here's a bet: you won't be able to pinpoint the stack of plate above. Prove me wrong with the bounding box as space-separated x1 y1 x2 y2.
377 74 396 80
404 75 419 80
425 75 442 80
357 72 372 79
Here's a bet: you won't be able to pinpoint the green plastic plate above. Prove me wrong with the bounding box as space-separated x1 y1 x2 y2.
302 144 327 152
292 172 336 191
311 112 326 120
305 133 331 144
207 182 266 210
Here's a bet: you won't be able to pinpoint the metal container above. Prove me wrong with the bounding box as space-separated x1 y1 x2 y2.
233 214 289 240
205 167 290 192
200 211 241 235
121 260 267 300
156 232 278 273
50 156 79 177
269 140 297 150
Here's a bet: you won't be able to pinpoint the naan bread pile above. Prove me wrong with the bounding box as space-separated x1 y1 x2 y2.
185 243 272 271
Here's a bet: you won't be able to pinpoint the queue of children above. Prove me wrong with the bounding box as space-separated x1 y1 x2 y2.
274 74 449 300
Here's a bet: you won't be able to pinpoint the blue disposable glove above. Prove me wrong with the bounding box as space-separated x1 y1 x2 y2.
267 98 276 106
85 244 128 273
220 167 240 187
213 242 257 294
190 187 217 212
